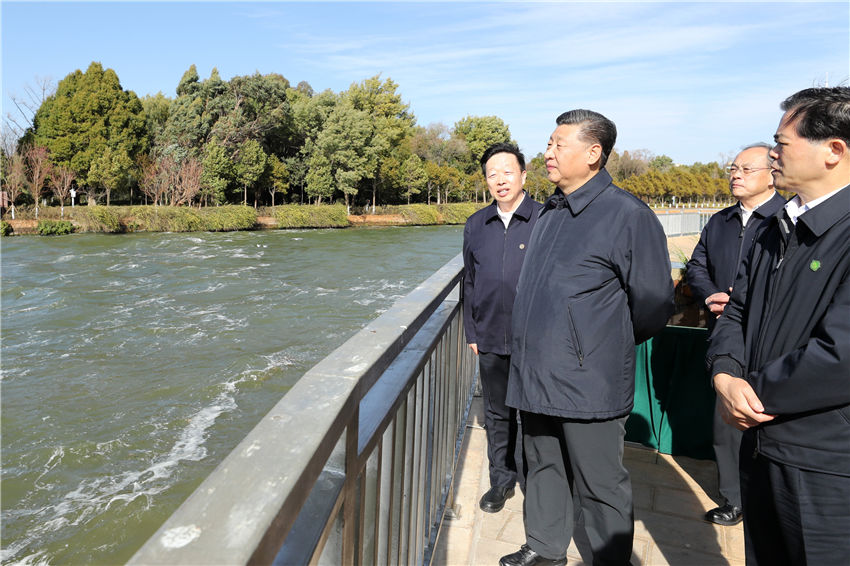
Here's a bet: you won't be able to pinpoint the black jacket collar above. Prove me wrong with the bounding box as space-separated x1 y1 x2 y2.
794 184 850 237
543 169 613 215
484 191 536 223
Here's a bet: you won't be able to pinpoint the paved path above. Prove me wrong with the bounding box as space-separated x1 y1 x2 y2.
434 396 744 565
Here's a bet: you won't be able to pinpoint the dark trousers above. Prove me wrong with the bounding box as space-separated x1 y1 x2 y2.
740 432 850 565
713 396 743 507
522 411 633 565
478 352 524 490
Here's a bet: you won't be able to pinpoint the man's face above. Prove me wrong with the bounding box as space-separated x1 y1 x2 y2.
770 111 825 193
728 147 773 205
484 152 526 211
544 124 597 193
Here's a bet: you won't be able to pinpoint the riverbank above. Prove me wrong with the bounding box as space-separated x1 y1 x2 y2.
0 203 484 236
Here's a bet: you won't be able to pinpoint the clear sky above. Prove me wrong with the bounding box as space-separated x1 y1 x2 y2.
2 1 848 165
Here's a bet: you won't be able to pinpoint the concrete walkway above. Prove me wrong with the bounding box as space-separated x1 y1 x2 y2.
433 395 744 566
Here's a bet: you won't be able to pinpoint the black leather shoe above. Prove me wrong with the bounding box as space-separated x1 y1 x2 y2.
478 485 514 513
499 544 567 566
705 503 743 526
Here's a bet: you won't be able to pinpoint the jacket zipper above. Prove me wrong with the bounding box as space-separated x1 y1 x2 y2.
502 221 509 351
567 304 584 366
753 217 792 373
731 217 746 289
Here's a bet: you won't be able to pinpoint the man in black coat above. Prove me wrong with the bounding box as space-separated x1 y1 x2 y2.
499 110 673 566
708 86 850 565
686 143 785 527
463 143 542 513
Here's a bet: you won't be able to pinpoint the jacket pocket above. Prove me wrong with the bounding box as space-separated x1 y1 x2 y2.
567 304 584 366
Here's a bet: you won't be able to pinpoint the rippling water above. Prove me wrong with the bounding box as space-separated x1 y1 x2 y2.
0 226 463 565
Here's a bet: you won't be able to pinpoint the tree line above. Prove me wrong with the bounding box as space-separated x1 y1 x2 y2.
1 62 734 218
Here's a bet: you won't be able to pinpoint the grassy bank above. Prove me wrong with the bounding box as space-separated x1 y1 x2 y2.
1 203 484 236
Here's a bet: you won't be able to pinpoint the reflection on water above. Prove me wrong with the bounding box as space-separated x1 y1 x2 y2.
0 226 462 565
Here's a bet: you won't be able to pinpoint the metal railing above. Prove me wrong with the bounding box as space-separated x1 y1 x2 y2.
128 254 476 566
654 210 713 237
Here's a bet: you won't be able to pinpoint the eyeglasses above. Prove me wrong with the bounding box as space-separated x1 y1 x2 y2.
725 164 771 176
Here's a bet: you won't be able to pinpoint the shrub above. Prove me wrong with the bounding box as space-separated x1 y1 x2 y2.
71 206 122 233
398 204 441 225
1 221 12 236
129 206 202 232
198 205 257 231
437 203 482 224
273 204 349 228
37 219 75 235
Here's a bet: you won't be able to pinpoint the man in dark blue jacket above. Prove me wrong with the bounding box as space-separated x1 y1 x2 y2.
686 143 785 527
463 143 542 513
500 111 673 566
708 86 850 565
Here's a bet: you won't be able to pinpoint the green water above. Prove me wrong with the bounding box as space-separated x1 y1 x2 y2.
0 226 463 565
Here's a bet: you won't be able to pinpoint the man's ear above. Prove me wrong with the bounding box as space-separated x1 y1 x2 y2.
824 137 847 167
586 143 603 167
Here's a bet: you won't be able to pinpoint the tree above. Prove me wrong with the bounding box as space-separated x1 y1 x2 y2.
525 155 552 202
25 145 51 217
32 62 147 193
139 155 174 206
400 154 427 204
649 154 674 172
3 76 55 146
263 154 289 207
346 75 415 209
307 100 371 211
3 153 27 218
88 147 133 205
234 138 266 207
305 151 334 204
174 157 202 206
200 140 232 206
452 115 513 173
50 164 75 216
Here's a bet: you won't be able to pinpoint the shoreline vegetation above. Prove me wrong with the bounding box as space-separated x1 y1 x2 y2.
0 203 483 236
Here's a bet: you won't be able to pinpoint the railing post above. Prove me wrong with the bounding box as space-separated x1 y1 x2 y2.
342 409 360 566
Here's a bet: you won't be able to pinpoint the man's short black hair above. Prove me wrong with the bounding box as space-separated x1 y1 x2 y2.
479 143 526 176
556 109 617 168
780 86 850 146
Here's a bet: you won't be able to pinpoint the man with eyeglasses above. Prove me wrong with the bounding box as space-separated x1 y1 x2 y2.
708 86 850 564
686 143 785 527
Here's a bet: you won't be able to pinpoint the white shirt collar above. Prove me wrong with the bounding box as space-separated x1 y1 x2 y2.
784 185 845 225
496 192 525 228
739 192 776 227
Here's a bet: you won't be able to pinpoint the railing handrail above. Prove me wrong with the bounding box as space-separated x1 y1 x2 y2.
128 254 467 565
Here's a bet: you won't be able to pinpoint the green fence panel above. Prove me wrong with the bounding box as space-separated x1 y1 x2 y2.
626 326 715 460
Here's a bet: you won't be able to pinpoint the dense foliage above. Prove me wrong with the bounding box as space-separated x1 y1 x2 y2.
36 219 75 235
3 61 735 218
273 204 349 228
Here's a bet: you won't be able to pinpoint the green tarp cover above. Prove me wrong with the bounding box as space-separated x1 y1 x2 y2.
626 326 715 460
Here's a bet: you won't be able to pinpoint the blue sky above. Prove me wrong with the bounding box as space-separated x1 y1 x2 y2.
2 1 848 165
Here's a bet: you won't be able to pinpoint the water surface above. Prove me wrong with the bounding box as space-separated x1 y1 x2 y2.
1 226 462 565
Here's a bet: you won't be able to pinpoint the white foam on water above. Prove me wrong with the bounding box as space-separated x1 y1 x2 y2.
2 384 240 565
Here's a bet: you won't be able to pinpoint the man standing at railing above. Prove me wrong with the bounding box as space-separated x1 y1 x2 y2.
463 143 543 514
708 86 850 565
500 110 673 566
686 143 785 528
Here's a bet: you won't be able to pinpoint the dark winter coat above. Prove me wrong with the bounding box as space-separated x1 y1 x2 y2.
463 194 543 355
507 170 675 420
686 193 786 330
708 185 850 476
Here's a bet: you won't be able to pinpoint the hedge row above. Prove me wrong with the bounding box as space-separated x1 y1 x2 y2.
2 203 483 236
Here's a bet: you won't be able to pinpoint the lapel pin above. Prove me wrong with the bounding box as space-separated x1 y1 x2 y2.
810 260 821 272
